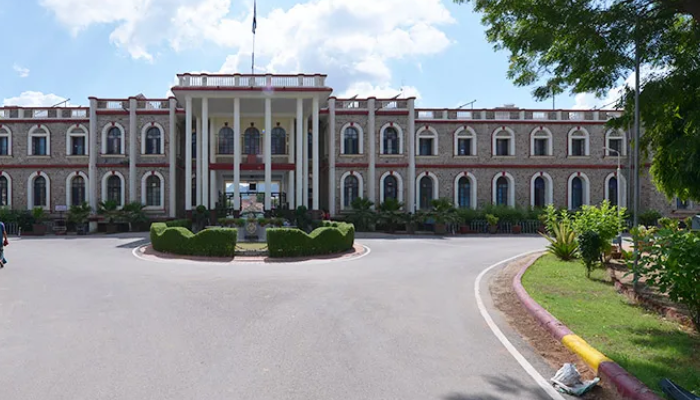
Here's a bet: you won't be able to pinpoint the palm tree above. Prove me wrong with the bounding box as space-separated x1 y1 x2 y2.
427 198 458 235
347 197 375 232
378 198 404 233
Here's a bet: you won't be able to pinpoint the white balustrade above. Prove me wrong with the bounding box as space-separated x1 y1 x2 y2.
176 74 327 88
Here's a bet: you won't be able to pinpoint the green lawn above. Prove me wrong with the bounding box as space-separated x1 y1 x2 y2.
522 254 700 396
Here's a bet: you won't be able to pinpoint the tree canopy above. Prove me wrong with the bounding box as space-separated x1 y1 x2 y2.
455 0 700 201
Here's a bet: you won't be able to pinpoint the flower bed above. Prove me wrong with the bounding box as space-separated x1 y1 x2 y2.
150 222 237 257
266 221 355 258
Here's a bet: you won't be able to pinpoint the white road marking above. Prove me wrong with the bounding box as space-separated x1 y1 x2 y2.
474 250 566 400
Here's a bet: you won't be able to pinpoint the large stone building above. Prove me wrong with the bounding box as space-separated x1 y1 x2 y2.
0 72 697 219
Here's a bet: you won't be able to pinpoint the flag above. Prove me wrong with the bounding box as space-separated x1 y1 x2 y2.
252 0 257 34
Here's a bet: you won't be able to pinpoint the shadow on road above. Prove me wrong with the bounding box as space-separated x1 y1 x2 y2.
442 374 555 400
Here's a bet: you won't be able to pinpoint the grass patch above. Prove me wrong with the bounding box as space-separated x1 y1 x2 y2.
236 242 268 251
522 254 700 396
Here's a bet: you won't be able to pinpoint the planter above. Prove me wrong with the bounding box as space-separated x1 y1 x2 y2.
434 223 447 235
460 225 471 234
488 225 498 234
512 225 522 234
32 223 47 236
106 223 118 234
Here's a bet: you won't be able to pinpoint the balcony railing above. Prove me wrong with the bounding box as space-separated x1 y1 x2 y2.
176 73 327 89
94 98 171 111
0 107 89 120
414 108 622 122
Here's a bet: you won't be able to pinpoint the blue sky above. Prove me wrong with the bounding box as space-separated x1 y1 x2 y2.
1 0 617 109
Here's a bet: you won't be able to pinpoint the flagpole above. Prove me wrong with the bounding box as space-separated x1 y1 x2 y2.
251 0 257 75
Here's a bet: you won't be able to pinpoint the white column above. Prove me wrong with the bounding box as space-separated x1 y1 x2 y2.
88 98 98 212
288 119 295 209
328 98 336 215
408 98 416 212
312 96 320 210
129 97 137 203
185 96 193 211
368 97 376 206
264 97 272 210
168 98 177 217
233 98 241 211
195 116 202 207
303 115 309 207
201 98 209 208
295 98 304 208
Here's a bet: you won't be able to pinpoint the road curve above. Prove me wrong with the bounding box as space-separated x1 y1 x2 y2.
0 234 557 400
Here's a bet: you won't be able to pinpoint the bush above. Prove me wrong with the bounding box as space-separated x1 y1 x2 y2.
267 222 355 258
150 223 237 257
635 228 700 331
579 230 604 278
638 209 662 227
540 221 578 261
165 219 192 230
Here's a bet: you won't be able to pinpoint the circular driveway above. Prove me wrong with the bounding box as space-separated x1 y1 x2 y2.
0 234 558 400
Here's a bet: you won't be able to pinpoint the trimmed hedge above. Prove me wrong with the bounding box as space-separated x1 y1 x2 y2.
150 223 237 257
164 219 193 230
267 221 355 258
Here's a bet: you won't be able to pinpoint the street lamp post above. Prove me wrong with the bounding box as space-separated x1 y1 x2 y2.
604 147 623 249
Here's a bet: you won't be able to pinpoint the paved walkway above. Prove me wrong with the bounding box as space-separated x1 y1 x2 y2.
0 234 562 400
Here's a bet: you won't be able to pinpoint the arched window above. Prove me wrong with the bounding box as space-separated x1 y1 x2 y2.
608 177 618 207
218 126 234 154
383 175 398 201
382 127 399 155
493 128 515 156
568 128 590 156
70 176 86 206
457 177 471 208
67 126 88 156
343 175 359 208
533 177 546 208
417 127 438 156
28 125 50 156
0 175 8 206
106 127 122 154
271 126 286 155
606 129 626 156
144 127 162 155
454 127 477 156
531 128 552 156
244 126 261 155
145 175 162 207
0 126 11 156
343 126 360 154
33 176 47 207
571 177 584 209
419 176 434 210
496 177 509 206
107 175 122 205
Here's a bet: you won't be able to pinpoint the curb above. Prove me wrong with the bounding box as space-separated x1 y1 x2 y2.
512 254 663 400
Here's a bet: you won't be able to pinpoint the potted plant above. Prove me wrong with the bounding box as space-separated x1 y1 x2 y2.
32 207 48 236
512 222 522 234
428 198 457 235
346 197 376 232
98 200 122 234
122 202 148 232
458 208 477 234
271 218 284 227
67 202 92 235
378 198 404 233
486 214 499 234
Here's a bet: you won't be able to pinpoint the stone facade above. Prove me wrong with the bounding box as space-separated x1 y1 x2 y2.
1 73 697 221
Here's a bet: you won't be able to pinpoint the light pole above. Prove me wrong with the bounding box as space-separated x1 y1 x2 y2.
604 146 623 249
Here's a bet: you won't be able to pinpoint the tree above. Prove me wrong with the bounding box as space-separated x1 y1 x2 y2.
454 0 700 201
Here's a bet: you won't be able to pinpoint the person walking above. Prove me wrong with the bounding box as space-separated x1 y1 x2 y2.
0 220 8 268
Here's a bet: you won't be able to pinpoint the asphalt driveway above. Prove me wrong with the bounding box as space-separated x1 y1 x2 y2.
0 234 561 400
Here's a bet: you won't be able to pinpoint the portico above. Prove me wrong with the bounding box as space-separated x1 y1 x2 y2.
171 73 331 214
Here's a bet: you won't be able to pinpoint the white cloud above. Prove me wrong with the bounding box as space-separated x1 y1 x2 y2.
2 91 75 107
572 65 667 110
12 64 29 78
39 0 455 97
